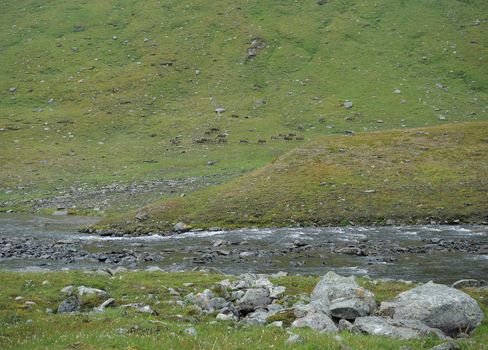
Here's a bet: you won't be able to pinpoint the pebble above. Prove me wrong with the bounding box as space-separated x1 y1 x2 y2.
184 327 197 336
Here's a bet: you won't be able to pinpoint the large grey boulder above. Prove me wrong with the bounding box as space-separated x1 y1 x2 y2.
379 282 484 336
311 271 376 318
291 312 338 333
330 297 372 319
354 316 446 340
237 288 272 312
57 296 81 313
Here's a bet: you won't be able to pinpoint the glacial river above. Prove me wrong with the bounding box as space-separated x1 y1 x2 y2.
0 213 487 283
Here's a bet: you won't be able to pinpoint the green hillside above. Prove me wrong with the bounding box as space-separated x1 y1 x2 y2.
1 0 487 214
101 122 488 233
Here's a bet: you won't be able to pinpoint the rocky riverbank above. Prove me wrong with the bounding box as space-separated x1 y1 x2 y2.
0 174 231 214
1 232 486 268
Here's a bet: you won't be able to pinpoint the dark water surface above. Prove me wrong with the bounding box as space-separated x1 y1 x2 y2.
1 213 487 283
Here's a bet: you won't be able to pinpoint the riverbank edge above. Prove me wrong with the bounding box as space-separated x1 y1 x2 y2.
84 213 488 237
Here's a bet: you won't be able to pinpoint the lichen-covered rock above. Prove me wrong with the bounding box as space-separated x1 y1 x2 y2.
57 296 81 313
236 288 272 312
354 316 446 339
311 271 376 318
379 282 484 336
291 312 338 333
330 297 373 319
77 286 109 298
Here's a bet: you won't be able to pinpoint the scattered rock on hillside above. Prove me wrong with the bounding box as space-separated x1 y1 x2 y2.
135 211 150 222
174 222 191 233
247 38 267 59
94 298 116 313
344 100 353 109
121 303 158 315
77 286 109 298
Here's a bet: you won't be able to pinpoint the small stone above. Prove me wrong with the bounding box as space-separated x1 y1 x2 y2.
77 286 109 298
452 279 486 289
216 313 237 321
61 286 74 295
174 222 191 233
184 327 197 336
268 321 283 328
394 89 401 94
135 211 149 222
344 101 353 109
94 298 116 312
285 334 303 344
215 107 226 114
430 342 460 350
9 87 17 93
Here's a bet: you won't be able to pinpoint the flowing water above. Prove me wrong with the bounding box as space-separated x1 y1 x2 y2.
1 213 487 283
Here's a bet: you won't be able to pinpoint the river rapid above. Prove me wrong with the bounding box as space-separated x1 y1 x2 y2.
1 213 487 283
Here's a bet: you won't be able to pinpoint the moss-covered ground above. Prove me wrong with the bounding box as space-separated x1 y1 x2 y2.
102 121 488 232
1 0 487 217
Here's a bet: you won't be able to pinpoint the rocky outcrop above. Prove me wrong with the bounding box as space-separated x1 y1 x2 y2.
311 271 376 319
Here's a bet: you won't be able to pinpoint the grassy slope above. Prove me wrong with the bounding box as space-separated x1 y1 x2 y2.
102 121 488 232
0 271 486 350
1 0 487 210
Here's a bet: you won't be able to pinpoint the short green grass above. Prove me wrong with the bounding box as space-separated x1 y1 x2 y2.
0 271 486 350
102 121 488 232
1 0 487 211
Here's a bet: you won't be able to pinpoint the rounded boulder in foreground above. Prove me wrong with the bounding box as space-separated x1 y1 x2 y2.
379 281 484 337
